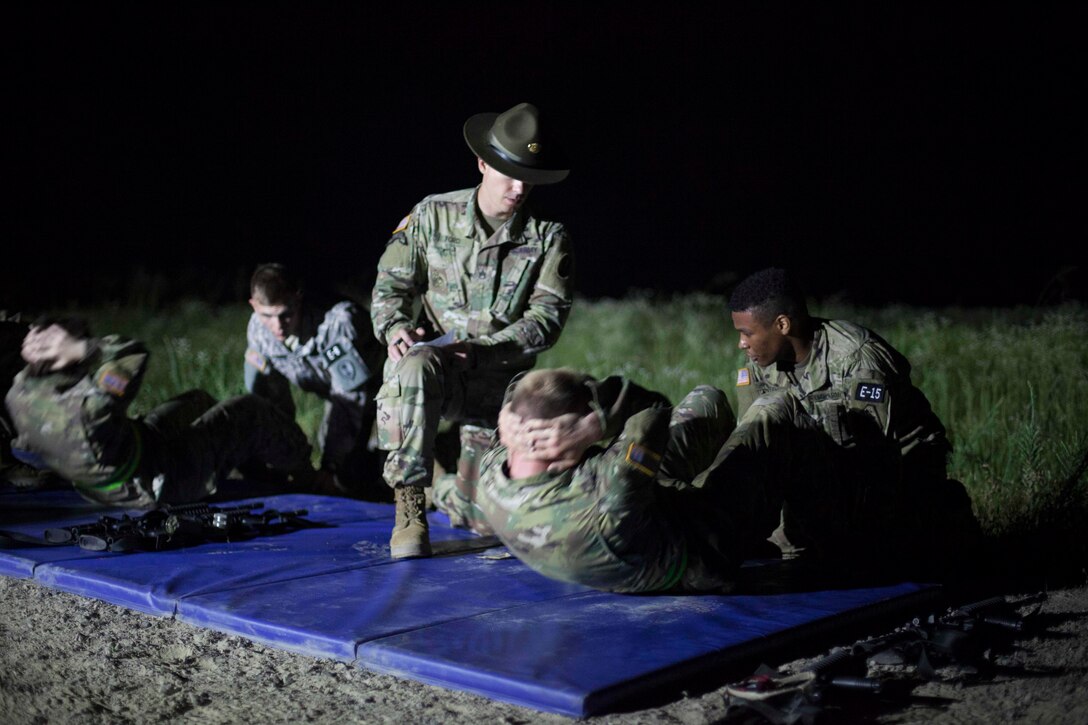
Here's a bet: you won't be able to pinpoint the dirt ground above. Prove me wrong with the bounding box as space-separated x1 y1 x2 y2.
2 570 1087 724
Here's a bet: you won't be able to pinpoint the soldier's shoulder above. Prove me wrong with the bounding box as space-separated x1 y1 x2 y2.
821 319 875 350
823 319 905 373
324 299 362 318
416 187 474 209
318 300 367 336
521 212 569 243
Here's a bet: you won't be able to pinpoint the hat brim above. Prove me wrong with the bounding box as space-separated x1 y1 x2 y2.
464 112 569 185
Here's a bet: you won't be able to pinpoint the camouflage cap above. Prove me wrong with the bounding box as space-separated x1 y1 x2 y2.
464 102 569 185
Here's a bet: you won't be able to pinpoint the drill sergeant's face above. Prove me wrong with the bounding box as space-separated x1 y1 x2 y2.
731 309 791 367
476 159 532 219
250 296 301 342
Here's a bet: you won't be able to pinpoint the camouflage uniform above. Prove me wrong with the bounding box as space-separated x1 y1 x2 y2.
435 370 923 593
0 314 27 471
435 378 791 593
245 300 381 476
6 335 314 507
371 187 574 490
733 319 976 559
734 318 950 478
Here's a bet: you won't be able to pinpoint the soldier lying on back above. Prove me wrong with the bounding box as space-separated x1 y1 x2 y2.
5 317 320 507
245 263 384 498
435 368 983 593
434 368 794 593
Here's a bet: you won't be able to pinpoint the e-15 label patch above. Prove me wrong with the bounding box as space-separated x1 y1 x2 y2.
854 382 886 403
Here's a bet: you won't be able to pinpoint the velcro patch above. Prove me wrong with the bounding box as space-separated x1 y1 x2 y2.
97 368 130 397
323 344 346 363
325 344 369 391
245 348 268 373
625 442 662 477
736 368 751 386
854 382 887 403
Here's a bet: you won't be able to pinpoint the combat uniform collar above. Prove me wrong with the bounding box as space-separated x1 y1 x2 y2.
467 186 529 245
761 322 830 395
803 323 831 391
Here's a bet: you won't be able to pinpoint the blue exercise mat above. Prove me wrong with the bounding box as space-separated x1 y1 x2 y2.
177 549 590 660
0 487 130 577
359 582 936 715
23 495 481 616
1 487 940 716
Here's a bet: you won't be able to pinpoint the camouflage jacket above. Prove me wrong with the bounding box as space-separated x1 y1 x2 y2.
473 376 689 594
734 318 950 476
4 336 147 492
370 187 574 372
245 300 379 416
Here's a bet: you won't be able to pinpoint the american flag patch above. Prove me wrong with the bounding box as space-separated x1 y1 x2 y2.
736 368 751 386
97 369 130 397
625 442 662 476
245 348 268 373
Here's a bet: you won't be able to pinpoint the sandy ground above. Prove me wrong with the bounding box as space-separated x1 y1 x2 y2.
2 571 1087 724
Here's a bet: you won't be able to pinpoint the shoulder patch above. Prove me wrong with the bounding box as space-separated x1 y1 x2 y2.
556 252 572 279
854 381 887 403
97 367 130 397
323 343 369 391
392 214 410 234
323 344 346 363
245 348 268 372
625 442 662 477
736 367 751 386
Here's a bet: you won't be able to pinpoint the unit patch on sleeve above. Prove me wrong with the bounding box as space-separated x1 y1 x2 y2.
97 368 130 397
736 367 751 386
854 382 886 403
245 348 268 373
324 344 369 391
625 442 662 477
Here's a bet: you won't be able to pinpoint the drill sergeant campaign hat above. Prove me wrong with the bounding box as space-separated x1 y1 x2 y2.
463 102 569 185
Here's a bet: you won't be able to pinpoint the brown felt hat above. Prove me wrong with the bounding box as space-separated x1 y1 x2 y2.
463 102 569 185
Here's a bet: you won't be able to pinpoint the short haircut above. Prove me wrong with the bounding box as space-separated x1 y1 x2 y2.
510 368 593 420
728 267 809 324
31 315 91 340
250 263 302 305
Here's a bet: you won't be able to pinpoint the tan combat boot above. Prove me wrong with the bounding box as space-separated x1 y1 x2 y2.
390 485 431 559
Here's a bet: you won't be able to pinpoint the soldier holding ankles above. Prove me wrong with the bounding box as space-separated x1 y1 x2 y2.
728 267 980 560
371 102 574 559
433 368 902 592
437 366 975 592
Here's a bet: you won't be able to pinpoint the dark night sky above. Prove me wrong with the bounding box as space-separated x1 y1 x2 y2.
7 3 1085 311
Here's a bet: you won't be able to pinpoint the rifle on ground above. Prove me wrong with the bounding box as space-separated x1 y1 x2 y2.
724 592 1046 723
43 501 310 553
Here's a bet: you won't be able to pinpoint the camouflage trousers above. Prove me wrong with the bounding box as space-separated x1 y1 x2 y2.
317 395 388 501
432 385 738 547
89 390 315 508
691 391 910 569
375 345 511 490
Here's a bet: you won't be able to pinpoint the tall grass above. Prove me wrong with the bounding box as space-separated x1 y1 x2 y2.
51 296 1088 545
